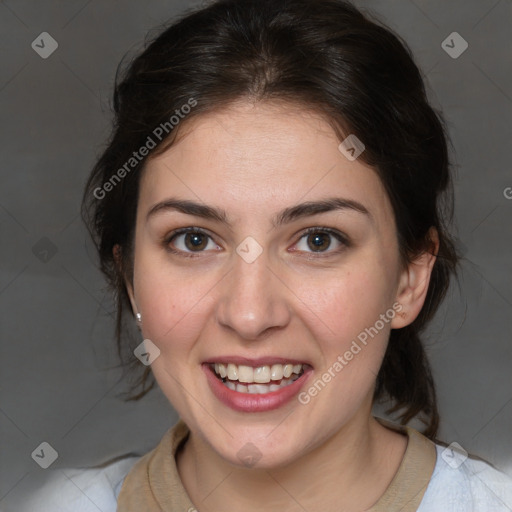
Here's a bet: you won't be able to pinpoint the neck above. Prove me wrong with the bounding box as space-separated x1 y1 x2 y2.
176 404 407 511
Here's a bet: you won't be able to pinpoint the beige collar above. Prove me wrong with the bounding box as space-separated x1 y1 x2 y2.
117 416 437 511
368 417 437 511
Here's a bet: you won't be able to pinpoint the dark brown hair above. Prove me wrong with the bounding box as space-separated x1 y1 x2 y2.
82 0 458 439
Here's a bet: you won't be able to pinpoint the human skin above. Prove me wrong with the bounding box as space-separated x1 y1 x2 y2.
124 100 438 511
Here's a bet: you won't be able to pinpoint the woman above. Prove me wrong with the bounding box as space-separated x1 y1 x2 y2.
23 0 512 510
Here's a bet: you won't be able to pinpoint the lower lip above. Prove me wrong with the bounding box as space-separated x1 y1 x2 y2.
202 363 312 413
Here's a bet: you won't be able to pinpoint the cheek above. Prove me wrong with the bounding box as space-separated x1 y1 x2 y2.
292 263 394 367
300 266 391 329
133 251 217 351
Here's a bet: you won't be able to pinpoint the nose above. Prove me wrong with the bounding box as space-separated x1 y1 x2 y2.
215 249 292 340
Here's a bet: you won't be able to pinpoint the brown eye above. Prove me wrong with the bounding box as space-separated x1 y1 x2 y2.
294 227 349 255
184 232 208 251
167 228 219 254
307 232 331 252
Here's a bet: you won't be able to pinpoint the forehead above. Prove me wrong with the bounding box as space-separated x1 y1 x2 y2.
139 101 394 228
148 101 343 180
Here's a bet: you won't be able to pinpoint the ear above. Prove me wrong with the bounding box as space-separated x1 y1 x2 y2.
113 244 138 316
391 228 439 329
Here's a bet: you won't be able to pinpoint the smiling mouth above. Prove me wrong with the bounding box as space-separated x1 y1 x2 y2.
209 362 306 394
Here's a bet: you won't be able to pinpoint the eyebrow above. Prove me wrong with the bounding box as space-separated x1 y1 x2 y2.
146 197 372 227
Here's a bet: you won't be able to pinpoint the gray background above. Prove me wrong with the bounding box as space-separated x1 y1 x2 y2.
1 0 511 508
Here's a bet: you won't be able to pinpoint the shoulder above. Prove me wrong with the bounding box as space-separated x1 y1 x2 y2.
14 455 140 512
418 444 512 512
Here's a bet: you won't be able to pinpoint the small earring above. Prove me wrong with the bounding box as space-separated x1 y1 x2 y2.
136 313 142 322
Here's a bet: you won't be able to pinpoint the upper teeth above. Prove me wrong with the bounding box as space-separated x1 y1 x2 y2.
214 363 303 383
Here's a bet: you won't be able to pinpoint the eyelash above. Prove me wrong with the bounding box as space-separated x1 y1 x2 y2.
163 226 350 259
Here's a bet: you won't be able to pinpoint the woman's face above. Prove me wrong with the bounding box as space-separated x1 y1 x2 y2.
128 101 410 468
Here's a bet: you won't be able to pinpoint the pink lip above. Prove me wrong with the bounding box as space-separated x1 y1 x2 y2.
202 363 313 413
